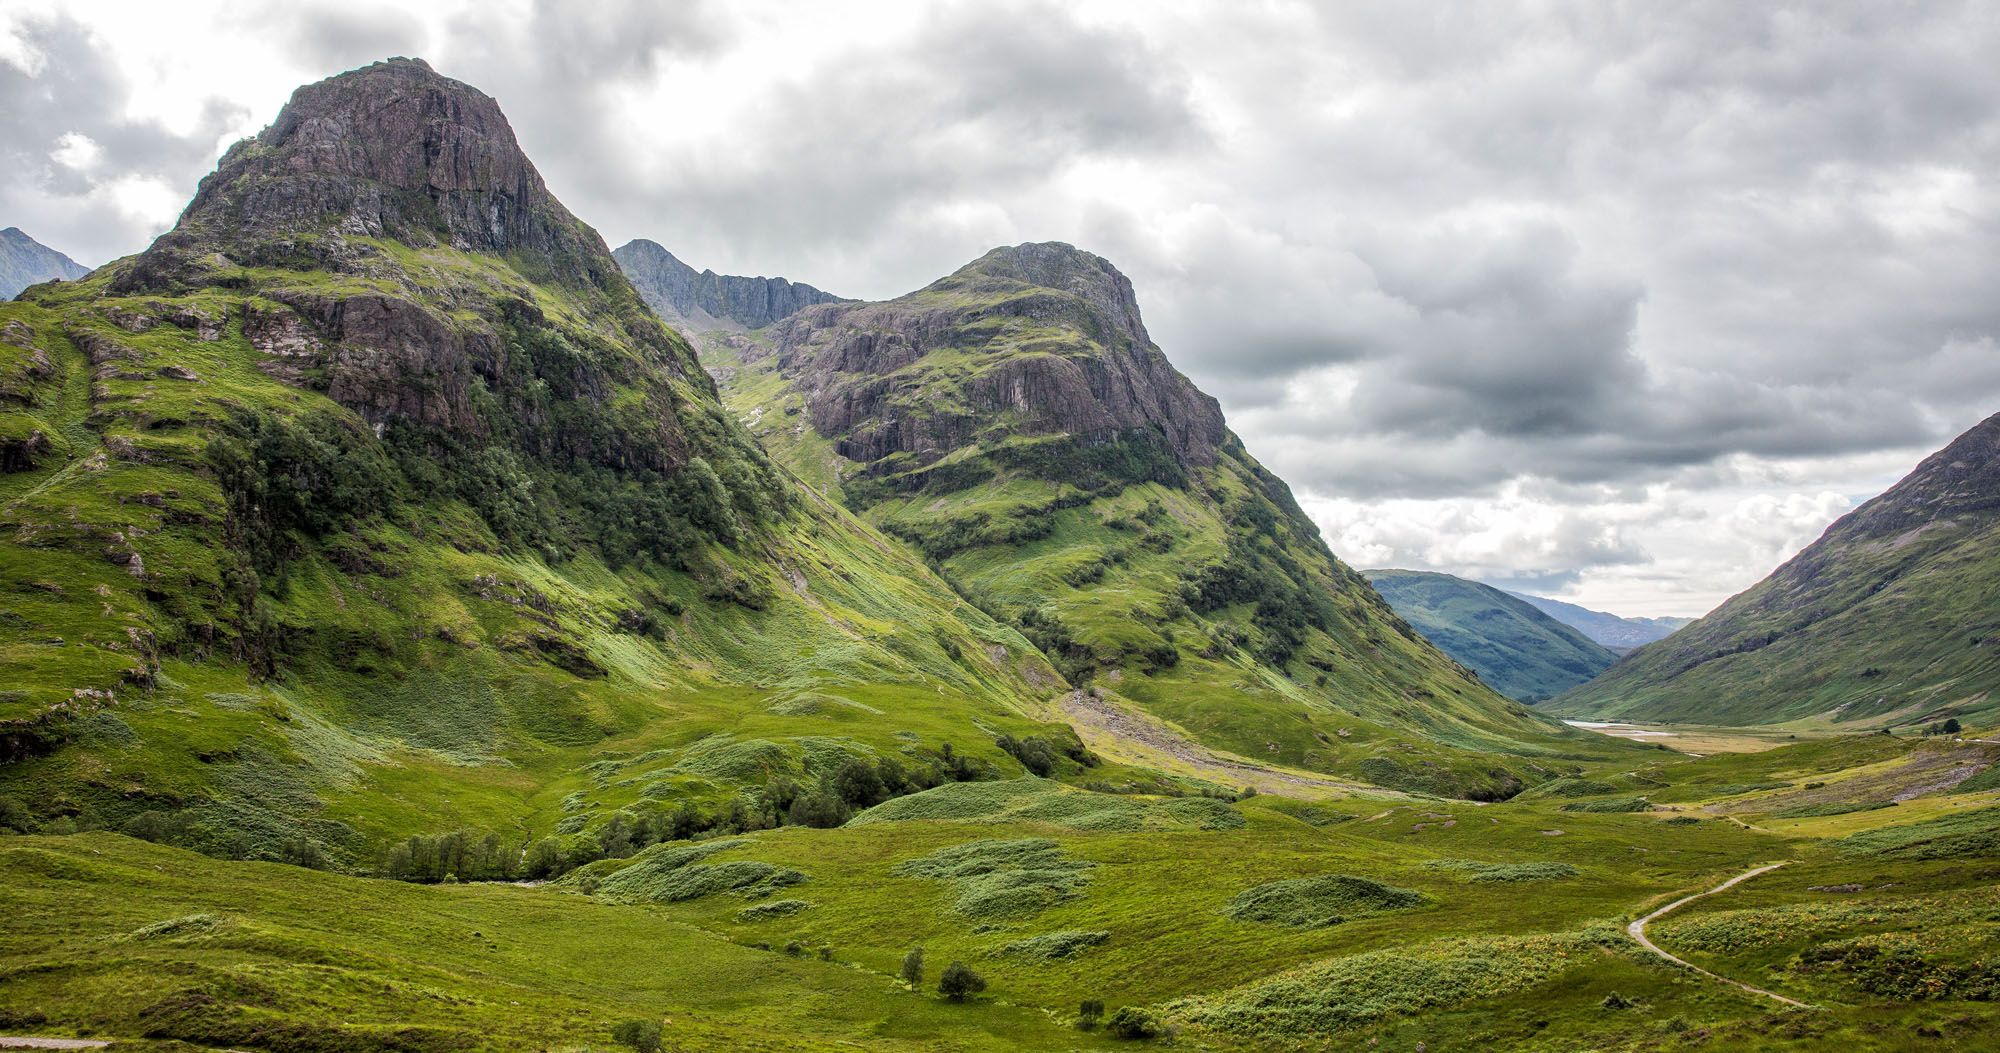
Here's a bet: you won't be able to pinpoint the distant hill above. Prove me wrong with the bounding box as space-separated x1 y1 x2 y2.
1552 411 2000 728
613 239 847 332
1506 592 1693 652
0 227 90 299
1365 570 1619 701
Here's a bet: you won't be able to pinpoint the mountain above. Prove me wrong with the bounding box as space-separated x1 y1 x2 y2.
0 227 90 299
0 58 1063 862
1553 411 2000 727
1505 591 1692 652
613 239 847 333
1364 570 1619 701
698 240 1625 798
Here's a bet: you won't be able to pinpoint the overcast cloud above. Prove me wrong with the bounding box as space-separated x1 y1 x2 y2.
5 0 1997 615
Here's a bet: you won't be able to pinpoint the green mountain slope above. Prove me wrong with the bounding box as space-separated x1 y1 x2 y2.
690 241 1629 797
1364 570 1618 702
0 59 1075 865
1504 591 1692 652
1552 411 2000 727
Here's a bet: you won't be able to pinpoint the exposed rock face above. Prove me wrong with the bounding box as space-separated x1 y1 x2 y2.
0 228 90 300
95 58 704 472
120 58 618 292
614 240 848 332
768 242 1226 472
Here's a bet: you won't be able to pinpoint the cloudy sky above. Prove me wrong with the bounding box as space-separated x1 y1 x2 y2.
6 1 1998 616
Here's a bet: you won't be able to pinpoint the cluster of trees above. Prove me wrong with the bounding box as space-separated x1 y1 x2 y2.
381 740 1021 883
764 742 994 830
1923 718 1964 736
1180 533 1336 665
205 409 400 579
995 731 1096 778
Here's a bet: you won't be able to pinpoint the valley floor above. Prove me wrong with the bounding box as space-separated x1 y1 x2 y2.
1 729 1995 1052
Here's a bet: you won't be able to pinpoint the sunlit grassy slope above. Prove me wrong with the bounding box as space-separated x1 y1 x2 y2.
3 726 1996 1050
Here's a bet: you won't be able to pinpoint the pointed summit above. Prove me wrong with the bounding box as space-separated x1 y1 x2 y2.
769 242 1224 470
121 57 616 293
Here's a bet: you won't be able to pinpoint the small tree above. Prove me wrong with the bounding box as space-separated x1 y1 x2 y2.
1077 999 1105 1030
900 946 925 987
1944 718 1963 735
1105 1005 1161 1039
938 960 987 1001
610 1019 662 1053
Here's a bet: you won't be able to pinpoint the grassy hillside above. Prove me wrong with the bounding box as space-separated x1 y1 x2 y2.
694 245 1635 799
1553 412 2000 728
0 60 1081 871
3 725 1996 1050
1365 570 1618 701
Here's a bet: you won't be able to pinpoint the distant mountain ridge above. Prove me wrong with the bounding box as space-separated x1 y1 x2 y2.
1365 570 1619 701
613 238 848 332
1553 411 2000 727
0 227 90 299
1506 592 1693 652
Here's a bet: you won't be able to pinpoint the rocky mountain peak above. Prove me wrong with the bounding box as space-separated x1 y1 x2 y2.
119 57 616 292
768 242 1223 473
613 239 848 332
939 241 1151 348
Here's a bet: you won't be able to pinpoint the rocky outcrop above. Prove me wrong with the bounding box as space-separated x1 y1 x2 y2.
0 228 90 301
768 242 1225 474
614 240 848 332
89 58 707 476
115 58 623 295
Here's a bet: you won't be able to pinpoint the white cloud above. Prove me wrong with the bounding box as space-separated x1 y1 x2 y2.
5 1 1998 616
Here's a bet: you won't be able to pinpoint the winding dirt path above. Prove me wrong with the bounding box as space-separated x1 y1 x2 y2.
1057 689 1385 798
1627 862 1813 1009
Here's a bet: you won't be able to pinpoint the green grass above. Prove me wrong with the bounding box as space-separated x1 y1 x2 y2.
3 728 1997 1049
1222 874 1430 928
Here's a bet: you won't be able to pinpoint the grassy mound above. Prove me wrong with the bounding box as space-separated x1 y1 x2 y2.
1172 927 1623 1040
1515 777 1621 799
1223 874 1429 929
736 899 814 923
993 930 1110 961
892 838 1093 920
591 840 807 903
1772 801 1895 818
1833 806 2000 860
1559 796 1653 813
1425 859 1579 883
848 778 1244 831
